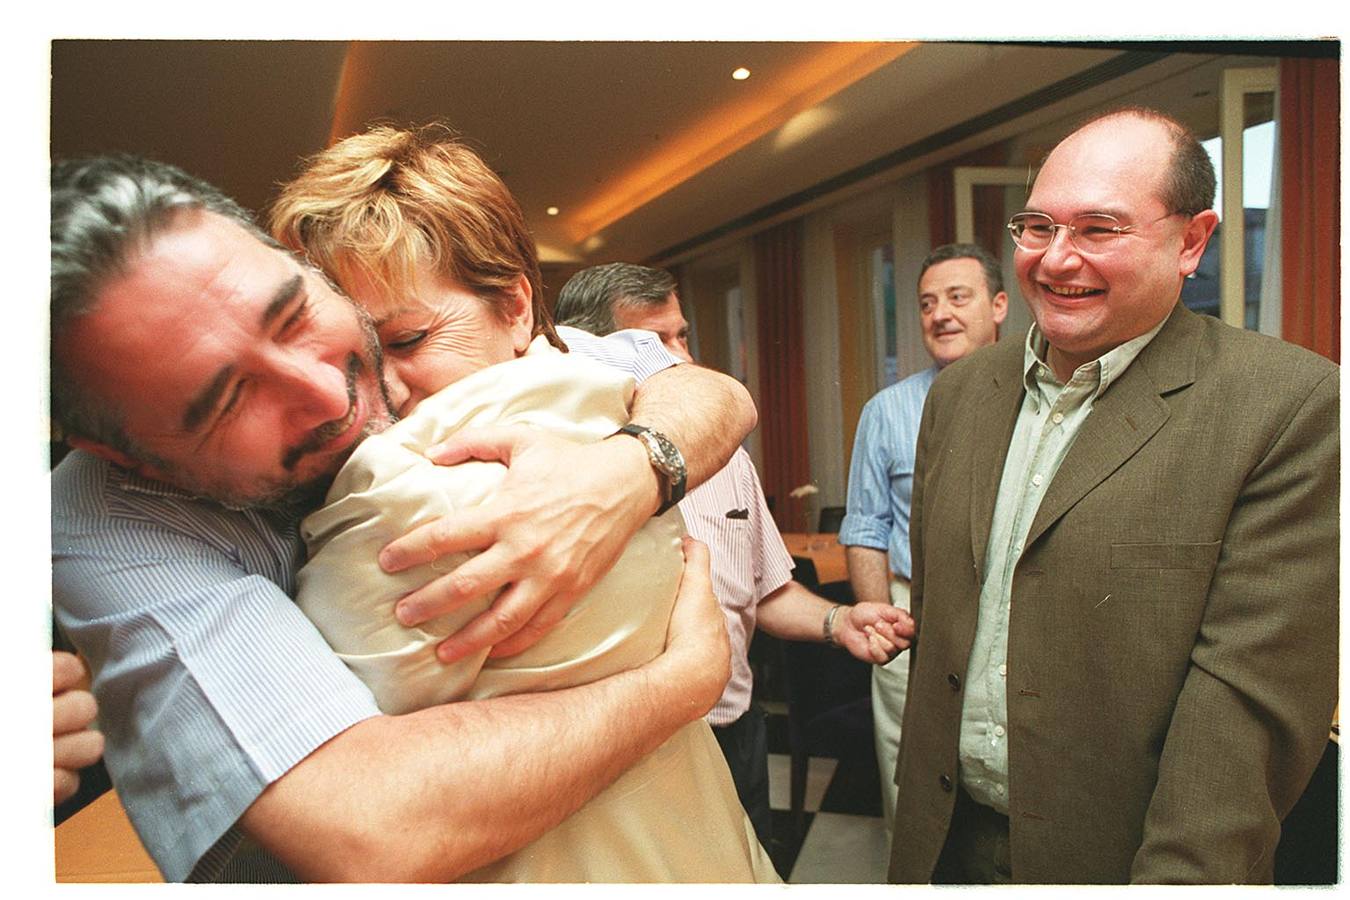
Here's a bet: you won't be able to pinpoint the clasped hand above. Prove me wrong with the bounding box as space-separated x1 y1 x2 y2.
833 603 915 664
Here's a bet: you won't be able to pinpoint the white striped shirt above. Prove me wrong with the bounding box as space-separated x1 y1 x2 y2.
50 326 677 882
678 449 794 726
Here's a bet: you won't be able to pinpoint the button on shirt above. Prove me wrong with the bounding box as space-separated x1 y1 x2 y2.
839 366 938 579
958 320 1166 814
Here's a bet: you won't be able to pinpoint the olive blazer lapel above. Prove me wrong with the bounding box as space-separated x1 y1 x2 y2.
1023 304 1202 552
967 337 1030 577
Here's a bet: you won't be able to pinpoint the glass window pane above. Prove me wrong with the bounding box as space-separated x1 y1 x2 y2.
1241 113 1275 330
1184 92 1275 330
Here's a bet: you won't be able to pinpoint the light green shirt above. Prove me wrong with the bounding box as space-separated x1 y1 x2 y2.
957 318 1167 813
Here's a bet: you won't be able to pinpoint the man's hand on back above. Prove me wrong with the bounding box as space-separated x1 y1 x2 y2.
378 425 658 662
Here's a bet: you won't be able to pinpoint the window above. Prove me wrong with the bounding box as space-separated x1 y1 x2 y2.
1183 67 1279 334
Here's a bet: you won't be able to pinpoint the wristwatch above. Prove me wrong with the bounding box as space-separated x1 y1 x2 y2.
823 604 843 646
618 424 687 515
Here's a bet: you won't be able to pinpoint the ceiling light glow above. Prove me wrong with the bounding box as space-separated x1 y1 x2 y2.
565 43 917 243
731 67 750 81
546 206 560 216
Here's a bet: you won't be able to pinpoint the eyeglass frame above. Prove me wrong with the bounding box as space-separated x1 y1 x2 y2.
1006 211 1187 254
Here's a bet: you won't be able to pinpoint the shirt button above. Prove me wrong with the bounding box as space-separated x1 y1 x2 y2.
994 725 1006 737
1031 474 1043 487
947 673 962 691
995 783 1005 794
998 664 1007 677
1039 366 1048 377
1052 412 1064 424
939 774 953 792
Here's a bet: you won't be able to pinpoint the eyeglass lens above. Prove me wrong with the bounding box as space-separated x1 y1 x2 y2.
1009 214 1125 251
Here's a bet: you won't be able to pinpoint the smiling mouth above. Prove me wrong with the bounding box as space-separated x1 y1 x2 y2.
317 400 360 447
1043 284 1103 298
281 354 364 471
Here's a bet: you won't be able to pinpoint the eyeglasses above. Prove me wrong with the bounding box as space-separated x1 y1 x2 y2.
1007 212 1179 253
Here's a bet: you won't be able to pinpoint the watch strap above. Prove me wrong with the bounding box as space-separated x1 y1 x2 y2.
618 424 687 515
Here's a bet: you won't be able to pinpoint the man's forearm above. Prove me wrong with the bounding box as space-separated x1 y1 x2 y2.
755 580 833 642
846 545 893 607
242 657 707 882
629 363 756 489
757 577 913 664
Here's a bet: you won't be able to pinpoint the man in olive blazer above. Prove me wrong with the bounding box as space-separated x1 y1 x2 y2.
888 108 1338 884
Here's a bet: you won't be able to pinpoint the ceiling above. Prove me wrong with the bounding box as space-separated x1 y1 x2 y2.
49 40 1307 277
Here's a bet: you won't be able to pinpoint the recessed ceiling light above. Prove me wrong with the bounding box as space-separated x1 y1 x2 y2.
732 67 750 81
546 206 559 216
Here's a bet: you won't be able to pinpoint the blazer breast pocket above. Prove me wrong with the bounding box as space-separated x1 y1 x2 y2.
1109 540 1222 570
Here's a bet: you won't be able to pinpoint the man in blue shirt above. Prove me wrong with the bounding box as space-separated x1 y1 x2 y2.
839 243 1007 831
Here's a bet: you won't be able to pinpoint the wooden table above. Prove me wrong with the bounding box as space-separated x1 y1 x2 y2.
54 789 162 882
781 532 848 585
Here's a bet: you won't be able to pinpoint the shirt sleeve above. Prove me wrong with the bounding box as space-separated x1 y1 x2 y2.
839 395 897 552
52 466 379 881
557 325 680 383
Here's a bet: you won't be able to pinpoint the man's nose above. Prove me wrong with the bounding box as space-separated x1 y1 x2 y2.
271 351 351 427
1038 226 1084 272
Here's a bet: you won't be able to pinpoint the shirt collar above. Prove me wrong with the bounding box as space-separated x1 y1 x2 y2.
107 459 199 500
103 456 300 528
1021 315 1168 401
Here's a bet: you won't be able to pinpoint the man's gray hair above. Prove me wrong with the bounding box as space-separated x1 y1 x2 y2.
50 155 280 455
555 262 677 337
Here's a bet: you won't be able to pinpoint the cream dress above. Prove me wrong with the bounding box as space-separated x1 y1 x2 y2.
296 336 778 883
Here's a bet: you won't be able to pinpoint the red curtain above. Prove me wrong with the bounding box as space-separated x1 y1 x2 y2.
754 220 811 532
1280 58 1340 363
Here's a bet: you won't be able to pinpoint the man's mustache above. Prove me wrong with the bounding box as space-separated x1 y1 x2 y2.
280 353 361 471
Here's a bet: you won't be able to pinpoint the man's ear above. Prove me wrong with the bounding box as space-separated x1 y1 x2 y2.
1179 209 1219 277
67 435 149 475
506 274 535 354
990 290 1009 326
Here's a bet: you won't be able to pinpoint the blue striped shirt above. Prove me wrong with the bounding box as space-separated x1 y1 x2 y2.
51 326 677 882
839 366 938 580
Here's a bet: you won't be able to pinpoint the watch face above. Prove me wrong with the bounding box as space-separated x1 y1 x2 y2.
621 424 686 509
649 433 683 473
